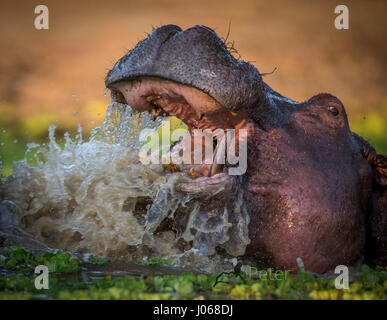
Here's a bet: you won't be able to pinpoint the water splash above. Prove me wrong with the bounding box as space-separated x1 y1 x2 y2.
0 102 249 273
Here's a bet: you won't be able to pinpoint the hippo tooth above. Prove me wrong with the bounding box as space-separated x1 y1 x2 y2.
146 94 161 102
209 163 222 177
189 167 196 177
196 111 204 120
208 139 223 177
163 163 180 172
151 107 162 121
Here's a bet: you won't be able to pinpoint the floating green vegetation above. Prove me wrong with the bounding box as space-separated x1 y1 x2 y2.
87 255 109 265
0 246 386 300
143 257 176 267
1 246 81 274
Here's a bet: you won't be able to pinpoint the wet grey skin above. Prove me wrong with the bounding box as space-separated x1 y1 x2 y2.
105 24 295 130
105 24 387 273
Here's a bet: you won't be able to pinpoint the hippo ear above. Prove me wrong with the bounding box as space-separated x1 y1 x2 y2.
353 133 387 266
374 155 387 187
354 133 387 187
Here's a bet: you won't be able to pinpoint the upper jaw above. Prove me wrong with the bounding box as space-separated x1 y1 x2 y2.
107 77 248 132
104 24 303 133
104 24 263 115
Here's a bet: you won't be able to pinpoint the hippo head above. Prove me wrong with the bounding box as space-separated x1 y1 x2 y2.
105 25 285 131
105 25 387 273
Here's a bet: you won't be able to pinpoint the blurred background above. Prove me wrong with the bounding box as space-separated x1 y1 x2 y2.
0 0 386 176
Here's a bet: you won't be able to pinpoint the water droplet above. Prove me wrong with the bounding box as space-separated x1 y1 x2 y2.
73 111 79 115
0 100 247 273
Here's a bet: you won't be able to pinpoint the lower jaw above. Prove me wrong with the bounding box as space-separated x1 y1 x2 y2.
108 86 237 178
109 97 223 178
162 137 225 179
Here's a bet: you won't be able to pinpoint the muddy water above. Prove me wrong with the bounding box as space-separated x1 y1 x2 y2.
0 102 249 273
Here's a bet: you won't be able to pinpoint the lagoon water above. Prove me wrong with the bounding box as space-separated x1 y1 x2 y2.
0 102 250 273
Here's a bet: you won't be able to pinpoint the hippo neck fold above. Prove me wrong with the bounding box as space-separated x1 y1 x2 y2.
249 82 301 130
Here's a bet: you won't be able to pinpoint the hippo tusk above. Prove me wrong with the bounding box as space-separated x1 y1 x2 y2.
208 145 223 177
146 94 161 102
151 106 163 121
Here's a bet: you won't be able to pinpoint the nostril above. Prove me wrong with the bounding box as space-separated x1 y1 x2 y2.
152 24 182 44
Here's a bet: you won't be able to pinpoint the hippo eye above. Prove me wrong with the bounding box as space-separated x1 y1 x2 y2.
328 106 339 116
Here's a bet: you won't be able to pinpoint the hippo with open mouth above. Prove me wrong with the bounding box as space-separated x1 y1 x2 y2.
105 24 387 273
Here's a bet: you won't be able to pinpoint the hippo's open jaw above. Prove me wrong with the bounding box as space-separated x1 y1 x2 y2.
107 76 248 132
103 24 260 181
107 76 249 178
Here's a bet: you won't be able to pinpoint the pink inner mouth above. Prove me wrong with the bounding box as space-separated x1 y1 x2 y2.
109 76 249 178
109 76 248 132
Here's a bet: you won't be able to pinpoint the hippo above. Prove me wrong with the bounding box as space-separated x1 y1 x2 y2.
105 24 387 273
